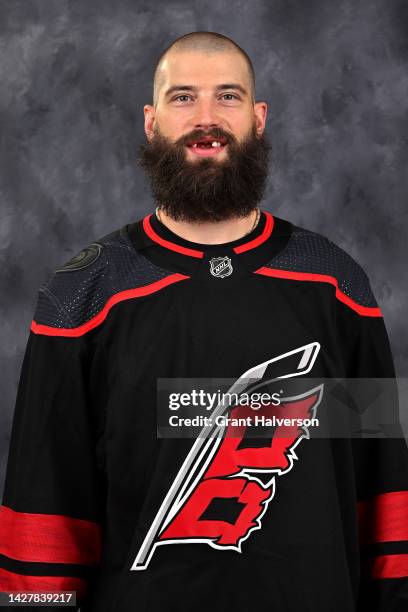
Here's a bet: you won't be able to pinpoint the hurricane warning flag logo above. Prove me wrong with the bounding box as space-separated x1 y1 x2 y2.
131 342 323 570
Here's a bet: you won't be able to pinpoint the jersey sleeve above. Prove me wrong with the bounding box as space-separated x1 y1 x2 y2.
0 286 106 611
336 268 408 611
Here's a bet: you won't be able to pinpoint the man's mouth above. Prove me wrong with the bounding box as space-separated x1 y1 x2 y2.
186 137 228 156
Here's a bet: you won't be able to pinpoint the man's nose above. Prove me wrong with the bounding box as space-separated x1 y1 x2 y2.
191 99 222 130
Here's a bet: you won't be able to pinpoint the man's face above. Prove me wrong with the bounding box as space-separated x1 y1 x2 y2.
138 50 270 222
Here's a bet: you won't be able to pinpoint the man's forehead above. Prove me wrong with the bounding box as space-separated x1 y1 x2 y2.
159 50 248 88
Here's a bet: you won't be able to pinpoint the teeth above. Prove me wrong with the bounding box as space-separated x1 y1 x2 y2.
191 141 223 148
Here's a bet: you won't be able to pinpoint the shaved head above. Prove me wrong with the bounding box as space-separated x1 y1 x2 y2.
153 31 256 107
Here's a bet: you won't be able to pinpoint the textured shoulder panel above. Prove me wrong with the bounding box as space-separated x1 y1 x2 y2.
33 227 187 333
264 224 378 309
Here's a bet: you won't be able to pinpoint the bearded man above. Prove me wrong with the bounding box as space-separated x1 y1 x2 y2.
1 31 407 612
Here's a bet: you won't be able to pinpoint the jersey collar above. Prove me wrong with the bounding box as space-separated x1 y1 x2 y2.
143 209 274 258
126 208 292 278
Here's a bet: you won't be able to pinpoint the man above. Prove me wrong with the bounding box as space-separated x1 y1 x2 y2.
0 31 407 612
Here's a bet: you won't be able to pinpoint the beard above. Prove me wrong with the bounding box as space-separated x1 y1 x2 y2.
136 121 272 223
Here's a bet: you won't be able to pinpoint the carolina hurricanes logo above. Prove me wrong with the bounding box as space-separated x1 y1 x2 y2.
131 342 323 570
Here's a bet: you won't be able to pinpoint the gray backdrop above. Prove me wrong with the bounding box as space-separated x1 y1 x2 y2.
1 0 407 494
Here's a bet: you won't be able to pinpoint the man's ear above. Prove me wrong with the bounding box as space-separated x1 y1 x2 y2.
144 104 155 141
254 100 268 136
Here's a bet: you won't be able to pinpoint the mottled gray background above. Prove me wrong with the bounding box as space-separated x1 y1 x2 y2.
1 0 407 494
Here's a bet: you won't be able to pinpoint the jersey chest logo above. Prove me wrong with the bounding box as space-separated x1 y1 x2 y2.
209 256 233 278
131 342 323 571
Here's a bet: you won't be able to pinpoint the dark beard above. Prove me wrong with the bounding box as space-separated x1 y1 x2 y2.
136 123 272 223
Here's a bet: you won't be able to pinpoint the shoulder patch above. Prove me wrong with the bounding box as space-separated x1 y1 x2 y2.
33 226 185 334
56 243 103 273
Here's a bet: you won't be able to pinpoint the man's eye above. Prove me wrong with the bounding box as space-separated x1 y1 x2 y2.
173 93 239 102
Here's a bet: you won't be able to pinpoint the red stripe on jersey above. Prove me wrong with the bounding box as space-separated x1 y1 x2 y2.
357 490 408 544
31 273 190 337
0 567 88 598
234 211 274 254
143 215 204 258
0 505 101 566
143 211 274 257
254 267 382 317
370 553 408 579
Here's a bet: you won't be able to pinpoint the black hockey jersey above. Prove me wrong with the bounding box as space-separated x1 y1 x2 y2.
1 209 407 611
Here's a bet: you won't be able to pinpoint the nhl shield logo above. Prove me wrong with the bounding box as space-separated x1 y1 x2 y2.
209 256 233 278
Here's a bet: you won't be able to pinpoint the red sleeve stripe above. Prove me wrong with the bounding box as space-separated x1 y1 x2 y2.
233 211 274 253
369 553 408 579
0 505 101 566
143 215 204 258
357 490 408 544
31 273 190 337
254 267 382 317
0 567 88 599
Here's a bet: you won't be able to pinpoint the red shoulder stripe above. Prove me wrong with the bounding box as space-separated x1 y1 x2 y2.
31 273 190 337
254 267 382 317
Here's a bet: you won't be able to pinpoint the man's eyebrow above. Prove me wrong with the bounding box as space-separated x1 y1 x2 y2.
164 83 248 97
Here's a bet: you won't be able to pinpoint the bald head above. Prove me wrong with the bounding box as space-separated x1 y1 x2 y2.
153 31 256 107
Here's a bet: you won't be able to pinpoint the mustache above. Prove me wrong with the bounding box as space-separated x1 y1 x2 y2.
177 128 233 147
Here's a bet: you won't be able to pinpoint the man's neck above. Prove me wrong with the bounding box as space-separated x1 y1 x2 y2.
155 207 260 245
